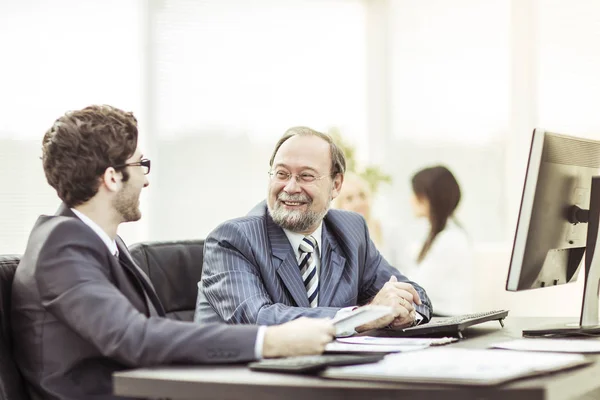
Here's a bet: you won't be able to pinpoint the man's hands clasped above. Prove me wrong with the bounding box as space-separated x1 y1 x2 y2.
356 275 422 332
261 275 421 358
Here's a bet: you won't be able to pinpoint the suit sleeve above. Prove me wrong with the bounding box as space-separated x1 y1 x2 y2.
200 221 339 325
357 218 433 321
36 220 260 367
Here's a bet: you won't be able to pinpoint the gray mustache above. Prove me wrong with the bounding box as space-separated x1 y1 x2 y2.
278 194 311 203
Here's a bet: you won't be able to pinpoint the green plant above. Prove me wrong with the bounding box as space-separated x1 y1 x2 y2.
327 127 391 194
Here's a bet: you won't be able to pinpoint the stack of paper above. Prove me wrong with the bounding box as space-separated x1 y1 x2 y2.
325 336 456 353
491 338 600 353
321 348 591 385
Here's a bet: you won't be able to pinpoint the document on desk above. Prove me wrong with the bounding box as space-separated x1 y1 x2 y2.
325 341 428 353
491 338 600 353
337 336 457 346
331 305 393 336
321 348 591 386
325 336 456 354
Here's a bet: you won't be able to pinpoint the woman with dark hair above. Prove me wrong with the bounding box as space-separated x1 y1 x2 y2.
407 165 474 316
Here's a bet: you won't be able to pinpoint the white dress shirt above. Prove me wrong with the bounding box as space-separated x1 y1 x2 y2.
70 209 118 256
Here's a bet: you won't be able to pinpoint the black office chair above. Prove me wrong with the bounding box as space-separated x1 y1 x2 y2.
129 240 204 322
0 255 30 400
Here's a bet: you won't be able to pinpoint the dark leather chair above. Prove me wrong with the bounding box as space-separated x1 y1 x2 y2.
129 240 204 322
0 255 30 400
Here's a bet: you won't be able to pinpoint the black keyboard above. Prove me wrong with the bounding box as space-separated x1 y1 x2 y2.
377 310 509 339
248 354 384 374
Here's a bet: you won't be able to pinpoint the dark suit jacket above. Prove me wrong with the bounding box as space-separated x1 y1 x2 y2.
11 205 259 400
195 201 432 325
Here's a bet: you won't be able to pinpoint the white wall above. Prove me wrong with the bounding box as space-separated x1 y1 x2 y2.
498 0 600 318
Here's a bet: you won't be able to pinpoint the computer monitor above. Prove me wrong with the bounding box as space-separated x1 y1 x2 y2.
507 128 600 337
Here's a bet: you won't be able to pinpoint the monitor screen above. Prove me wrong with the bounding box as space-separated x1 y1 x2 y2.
506 129 600 336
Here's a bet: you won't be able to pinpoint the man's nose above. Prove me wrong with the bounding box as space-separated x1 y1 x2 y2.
143 176 150 188
283 176 302 193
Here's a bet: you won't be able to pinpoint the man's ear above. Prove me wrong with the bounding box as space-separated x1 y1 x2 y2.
100 167 121 193
331 173 344 200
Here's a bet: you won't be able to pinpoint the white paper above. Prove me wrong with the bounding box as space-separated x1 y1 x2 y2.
331 305 393 336
325 341 429 353
322 348 590 386
336 336 457 346
491 338 600 353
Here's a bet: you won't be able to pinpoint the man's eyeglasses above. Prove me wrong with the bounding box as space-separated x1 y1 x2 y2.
268 169 327 184
115 158 151 175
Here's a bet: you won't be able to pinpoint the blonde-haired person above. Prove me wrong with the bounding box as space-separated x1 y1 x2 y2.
334 172 383 248
405 165 475 317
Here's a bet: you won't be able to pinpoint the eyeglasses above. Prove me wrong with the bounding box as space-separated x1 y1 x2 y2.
115 158 151 175
268 169 327 184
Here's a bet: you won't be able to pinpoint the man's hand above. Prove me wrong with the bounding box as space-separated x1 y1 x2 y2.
356 276 421 332
262 317 335 358
389 308 417 329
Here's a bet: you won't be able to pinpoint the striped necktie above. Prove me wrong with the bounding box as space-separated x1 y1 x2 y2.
298 235 319 308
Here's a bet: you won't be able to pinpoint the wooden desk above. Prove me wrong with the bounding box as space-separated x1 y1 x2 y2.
113 317 600 400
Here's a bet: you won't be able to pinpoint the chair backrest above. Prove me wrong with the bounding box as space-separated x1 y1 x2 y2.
129 240 204 322
0 255 30 400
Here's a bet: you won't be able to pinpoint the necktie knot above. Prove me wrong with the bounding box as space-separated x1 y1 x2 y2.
299 235 317 254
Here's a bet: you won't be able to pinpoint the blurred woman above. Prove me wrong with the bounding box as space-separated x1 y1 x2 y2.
407 165 474 316
335 172 383 248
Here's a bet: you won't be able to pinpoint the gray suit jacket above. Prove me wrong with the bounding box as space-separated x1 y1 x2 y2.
195 202 432 325
11 205 259 400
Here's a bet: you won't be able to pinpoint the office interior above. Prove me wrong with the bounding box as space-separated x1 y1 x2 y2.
1 0 600 320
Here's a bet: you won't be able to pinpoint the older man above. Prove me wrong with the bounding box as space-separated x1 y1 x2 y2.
195 126 432 331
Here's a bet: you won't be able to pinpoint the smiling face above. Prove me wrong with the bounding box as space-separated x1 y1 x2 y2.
267 134 343 234
113 148 149 222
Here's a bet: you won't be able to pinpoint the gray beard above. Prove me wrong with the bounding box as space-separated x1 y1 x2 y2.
268 199 330 232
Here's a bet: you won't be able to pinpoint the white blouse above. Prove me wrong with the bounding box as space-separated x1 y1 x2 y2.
396 220 475 317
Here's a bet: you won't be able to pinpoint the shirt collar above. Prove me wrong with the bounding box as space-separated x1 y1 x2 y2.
282 222 323 259
70 208 119 256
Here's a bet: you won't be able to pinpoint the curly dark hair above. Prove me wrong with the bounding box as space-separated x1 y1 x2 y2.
269 126 346 178
42 105 139 207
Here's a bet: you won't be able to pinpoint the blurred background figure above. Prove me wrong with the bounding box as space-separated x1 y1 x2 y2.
404 165 474 317
334 172 383 248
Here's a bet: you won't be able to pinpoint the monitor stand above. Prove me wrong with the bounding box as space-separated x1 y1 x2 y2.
523 176 600 337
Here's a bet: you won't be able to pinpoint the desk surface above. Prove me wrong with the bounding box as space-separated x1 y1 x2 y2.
113 317 600 400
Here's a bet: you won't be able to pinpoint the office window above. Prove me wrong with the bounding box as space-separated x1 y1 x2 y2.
0 0 144 253
536 0 600 136
149 0 368 240
381 0 510 243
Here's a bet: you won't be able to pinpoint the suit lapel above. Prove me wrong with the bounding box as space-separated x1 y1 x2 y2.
116 239 166 316
267 215 310 307
57 204 167 317
318 222 347 307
